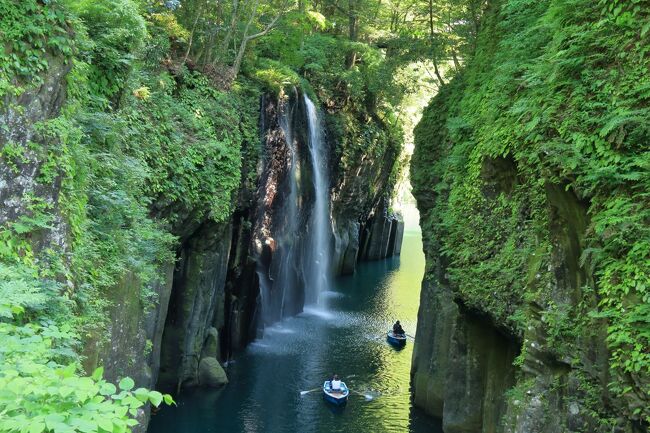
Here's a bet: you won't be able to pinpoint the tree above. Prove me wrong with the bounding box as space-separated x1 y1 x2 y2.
172 0 294 87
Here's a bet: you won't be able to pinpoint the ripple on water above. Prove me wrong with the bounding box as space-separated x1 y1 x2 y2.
300 306 335 320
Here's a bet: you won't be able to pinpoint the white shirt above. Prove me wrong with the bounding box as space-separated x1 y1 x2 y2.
331 379 342 390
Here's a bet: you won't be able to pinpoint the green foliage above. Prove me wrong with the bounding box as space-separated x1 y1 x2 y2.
0 262 175 433
249 15 405 208
1 0 256 430
0 0 74 99
0 317 174 433
249 58 303 94
1 1 406 432
0 263 65 323
64 0 147 105
413 0 650 424
148 12 189 42
115 69 256 224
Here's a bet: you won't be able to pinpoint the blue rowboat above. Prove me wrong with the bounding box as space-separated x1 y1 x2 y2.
387 331 407 347
323 381 349 405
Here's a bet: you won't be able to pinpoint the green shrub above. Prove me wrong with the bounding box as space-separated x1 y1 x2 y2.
0 0 74 98
64 0 146 105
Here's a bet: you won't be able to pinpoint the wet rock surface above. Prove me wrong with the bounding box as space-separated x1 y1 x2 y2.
157 221 232 391
219 91 404 353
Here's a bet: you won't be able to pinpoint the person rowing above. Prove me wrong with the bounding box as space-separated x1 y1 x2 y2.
392 320 405 336
330 375 342 393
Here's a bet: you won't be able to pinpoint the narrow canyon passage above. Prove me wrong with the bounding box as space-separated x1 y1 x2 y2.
4 2 648 433
148 206 441 433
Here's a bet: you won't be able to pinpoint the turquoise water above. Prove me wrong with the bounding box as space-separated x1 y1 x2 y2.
148 222 441 433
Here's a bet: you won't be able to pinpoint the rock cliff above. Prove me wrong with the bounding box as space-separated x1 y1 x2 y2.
1 2 405 431
105 89 404 395
411 0 649 432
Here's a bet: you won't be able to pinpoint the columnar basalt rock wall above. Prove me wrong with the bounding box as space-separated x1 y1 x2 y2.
358 200 404 263
411 151 612 432
157 221 232 391
219 91 405 351
410 0 649 431
328 107 404 275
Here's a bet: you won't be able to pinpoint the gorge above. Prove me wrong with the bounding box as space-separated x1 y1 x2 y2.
1 1 648 433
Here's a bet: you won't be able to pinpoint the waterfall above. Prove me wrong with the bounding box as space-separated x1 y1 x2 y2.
276 101 300 319
303 95 331 306
256 93 332 329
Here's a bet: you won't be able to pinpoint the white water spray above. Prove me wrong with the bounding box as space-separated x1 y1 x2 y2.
303 95 332 306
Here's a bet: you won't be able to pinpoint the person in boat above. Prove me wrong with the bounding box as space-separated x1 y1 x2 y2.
393 320 406 336
330 375 342 393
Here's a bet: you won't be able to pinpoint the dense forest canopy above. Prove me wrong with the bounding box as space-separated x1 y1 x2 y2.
162 0 483 84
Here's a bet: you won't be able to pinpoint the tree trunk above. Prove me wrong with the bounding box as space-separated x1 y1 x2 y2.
204 28 217 66
348 0 358 41
428 0 444 86
345 0 358 68
428 0 434 37
230 1 283 82
231 0 259 78
216 0 241 66
182 7 202 65
432 56 444 87
452 50 461 71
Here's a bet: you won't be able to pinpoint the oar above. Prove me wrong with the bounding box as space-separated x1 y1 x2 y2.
350 389 374 401
405 333 416 340
300 387 320 396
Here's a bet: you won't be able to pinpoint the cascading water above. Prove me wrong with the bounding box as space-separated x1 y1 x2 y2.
303 95 331 306
256 93 332 329
257 98 301 326
275 99 300 320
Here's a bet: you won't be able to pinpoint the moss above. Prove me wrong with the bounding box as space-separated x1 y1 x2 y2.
412 0 650 425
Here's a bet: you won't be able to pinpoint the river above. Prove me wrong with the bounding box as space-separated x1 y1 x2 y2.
148 205 441 433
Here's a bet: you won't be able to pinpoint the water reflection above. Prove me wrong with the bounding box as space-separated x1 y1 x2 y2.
148 217 442 433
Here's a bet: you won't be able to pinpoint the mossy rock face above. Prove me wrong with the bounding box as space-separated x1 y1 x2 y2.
411 279 518 433
0 53 73 258
411 0 649 429
158 220 232 391
198 357 228 388
201 327 220 359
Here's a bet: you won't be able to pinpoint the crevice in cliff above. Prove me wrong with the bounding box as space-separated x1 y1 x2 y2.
411 278 520 433
223 208 261 354
157 220 231 392
455 296 522 345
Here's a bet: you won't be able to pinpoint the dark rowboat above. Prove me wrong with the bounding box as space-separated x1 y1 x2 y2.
323 381 349 405
387 331 407 347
